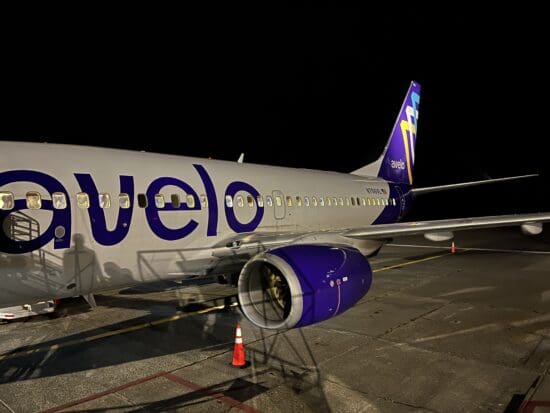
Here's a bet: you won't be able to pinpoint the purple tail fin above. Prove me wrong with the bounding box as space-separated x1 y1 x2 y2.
352 81 421 184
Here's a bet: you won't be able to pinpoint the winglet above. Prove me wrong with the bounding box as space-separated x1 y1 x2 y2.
237 153 244 164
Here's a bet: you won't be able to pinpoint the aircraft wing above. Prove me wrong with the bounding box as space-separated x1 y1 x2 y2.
210 212 550 258
341 212 550 239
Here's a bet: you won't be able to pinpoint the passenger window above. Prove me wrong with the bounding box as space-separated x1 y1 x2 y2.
304 196 310 207
51 192 67 209
171 194 180 208
339 197 344 206
186 194 196 208
346 197 350 206
368 198 372 206
327 197 332 207
319 197 325 207
312 196 318 207
275 196 282 207
26 191 42 210
286 196 293 207
384 199 389 206
77 192 90 209
361 198 366 206
200 195 208 208
119 193 131 209
266 195 273 207
351 197 356 206
137 193 148 208
247 195 255 207
0 192 14 210
392 198 397 206
257 196 264 207
99 193 111 209
296 196 302 207
225 195 234 208
155 194 165 208
236 195 244 208
356 197 361 206
376 198 381 206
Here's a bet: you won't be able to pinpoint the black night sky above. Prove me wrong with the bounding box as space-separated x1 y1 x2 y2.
1 8 548 220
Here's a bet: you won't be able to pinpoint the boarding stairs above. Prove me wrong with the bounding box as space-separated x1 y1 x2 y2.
7 211 63 277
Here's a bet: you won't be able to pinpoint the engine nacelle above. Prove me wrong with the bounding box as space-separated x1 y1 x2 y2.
237 244 372 329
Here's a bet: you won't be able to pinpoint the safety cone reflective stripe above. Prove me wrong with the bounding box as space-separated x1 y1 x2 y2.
235 325 242 343
232 323 246 367
451 241 456 254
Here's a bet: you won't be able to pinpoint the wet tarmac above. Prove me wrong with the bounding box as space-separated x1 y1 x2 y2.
1 227 550 412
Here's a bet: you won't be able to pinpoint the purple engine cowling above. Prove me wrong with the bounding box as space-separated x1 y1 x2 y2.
237 244 372 329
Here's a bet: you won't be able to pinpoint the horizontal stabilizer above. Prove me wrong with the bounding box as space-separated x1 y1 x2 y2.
412 174 538 195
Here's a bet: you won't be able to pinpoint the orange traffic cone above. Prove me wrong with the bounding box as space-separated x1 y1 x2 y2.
451 241 456 254
231 323 248 368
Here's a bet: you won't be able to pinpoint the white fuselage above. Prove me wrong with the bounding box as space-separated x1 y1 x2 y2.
0 142 400 306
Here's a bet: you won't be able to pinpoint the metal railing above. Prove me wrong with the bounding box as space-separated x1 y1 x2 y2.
7 211 62 276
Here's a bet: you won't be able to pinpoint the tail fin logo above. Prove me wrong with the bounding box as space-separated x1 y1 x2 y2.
381 82 421 185
391 159 406 170
350 81 421 184
400 90 420 184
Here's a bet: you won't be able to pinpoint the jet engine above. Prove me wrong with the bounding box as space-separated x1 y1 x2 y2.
237 244 372 329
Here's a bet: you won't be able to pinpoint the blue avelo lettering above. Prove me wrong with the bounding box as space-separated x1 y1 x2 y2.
0 166 264 253
193 164 218 237
225 181 264 233
75 174 135 246
146 177 201 241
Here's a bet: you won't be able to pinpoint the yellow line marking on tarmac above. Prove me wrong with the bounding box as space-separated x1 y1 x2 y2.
373 252 455 273
0 302 239 362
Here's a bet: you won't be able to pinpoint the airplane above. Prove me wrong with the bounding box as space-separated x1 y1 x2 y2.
1 80 549 330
